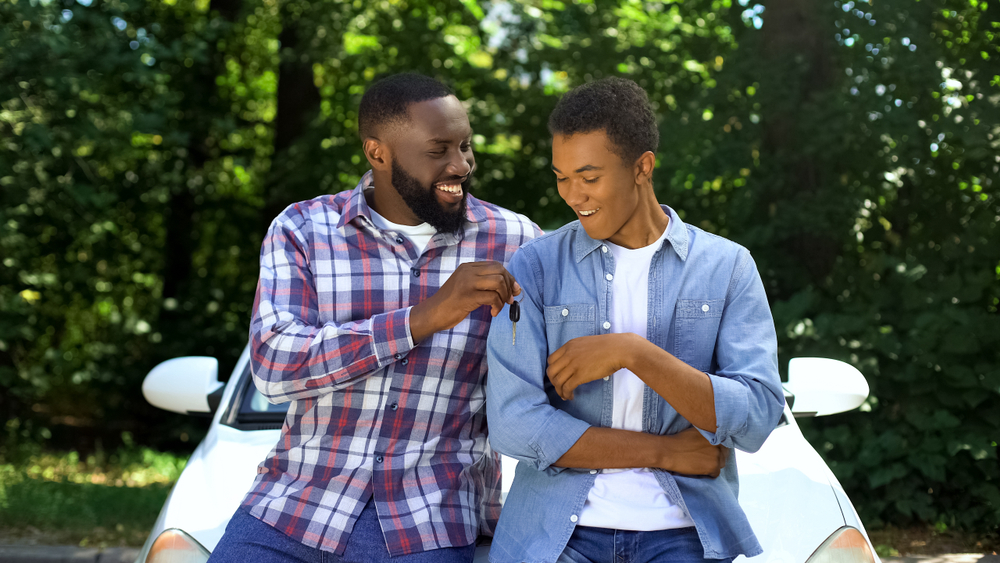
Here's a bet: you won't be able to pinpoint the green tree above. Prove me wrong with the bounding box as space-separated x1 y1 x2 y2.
2 0 998 533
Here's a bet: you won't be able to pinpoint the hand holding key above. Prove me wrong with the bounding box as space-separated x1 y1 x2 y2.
409 261 520 343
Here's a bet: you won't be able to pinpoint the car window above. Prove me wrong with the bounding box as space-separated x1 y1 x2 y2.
221 362 289 429
243 385 289 414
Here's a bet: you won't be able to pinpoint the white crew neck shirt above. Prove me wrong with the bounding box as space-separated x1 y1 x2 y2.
576 225 696 531
368 207 437 256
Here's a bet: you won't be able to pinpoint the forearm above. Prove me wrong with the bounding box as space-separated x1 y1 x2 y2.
625 334 718 432
250 306 412 402
552 427 671 470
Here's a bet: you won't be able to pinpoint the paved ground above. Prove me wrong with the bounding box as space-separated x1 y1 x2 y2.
0 545 139 563
0 547 996 563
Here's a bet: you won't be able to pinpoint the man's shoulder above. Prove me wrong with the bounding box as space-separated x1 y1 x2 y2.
272 190 354 232
521 220 581 249
466 196 540 242
684 222 750 263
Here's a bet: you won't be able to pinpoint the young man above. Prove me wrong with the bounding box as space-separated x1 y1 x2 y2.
209 73 539 563
486 77 785 563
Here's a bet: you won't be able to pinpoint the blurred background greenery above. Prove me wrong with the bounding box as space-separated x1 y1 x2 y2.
1 0 998 543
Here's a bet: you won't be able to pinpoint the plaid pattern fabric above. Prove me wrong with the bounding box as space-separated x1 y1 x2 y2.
242 171 539 556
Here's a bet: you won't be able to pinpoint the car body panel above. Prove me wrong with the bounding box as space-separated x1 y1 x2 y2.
137 349 877 563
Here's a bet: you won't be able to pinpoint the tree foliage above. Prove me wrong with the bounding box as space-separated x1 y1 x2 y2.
2 0 998 532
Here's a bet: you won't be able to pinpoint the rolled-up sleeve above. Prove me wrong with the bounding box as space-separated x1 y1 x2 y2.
250 211 415 404
486 248 591 472
697 249 784 452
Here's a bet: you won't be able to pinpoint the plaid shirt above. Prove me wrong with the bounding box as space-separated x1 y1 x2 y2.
242 171 539 556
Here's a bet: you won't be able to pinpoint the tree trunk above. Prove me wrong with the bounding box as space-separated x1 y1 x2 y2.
261 11 322 227
759 0 838 292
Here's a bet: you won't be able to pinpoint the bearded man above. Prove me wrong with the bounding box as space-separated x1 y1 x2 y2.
208 73 539 563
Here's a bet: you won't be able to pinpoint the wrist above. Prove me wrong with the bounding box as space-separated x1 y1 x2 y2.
620 333 647 373
655 433 676 471
410 298 443 342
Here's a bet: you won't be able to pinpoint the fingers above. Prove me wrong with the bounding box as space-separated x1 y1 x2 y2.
546 361 576 401
466 261 520 304
473 274 513 306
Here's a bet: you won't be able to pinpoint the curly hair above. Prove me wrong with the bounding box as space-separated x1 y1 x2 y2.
548 76 659 164
358 73 454 139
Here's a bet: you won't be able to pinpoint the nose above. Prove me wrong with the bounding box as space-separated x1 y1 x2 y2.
446 148 473 178
558 181 585 207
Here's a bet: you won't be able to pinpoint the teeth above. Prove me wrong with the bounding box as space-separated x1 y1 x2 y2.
579 208 600 216
437 184 462 194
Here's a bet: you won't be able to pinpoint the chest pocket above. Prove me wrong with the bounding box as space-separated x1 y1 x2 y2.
543 304 596 353
673 298 725 372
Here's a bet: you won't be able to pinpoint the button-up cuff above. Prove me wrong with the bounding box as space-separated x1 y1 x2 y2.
372 308 415 367
697 374 749 448
528 409 592 471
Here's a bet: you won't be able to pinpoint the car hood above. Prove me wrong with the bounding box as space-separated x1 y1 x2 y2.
735 419 850 563
141 424 280 557
141 415 858 563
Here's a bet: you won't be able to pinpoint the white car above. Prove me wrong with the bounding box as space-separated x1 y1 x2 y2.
137 345 880 563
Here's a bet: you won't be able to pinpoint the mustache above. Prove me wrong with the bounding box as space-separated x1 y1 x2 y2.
437 172 472 184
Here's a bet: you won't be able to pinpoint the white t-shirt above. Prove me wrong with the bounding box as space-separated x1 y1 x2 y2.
368 208 437 256
576 226 696 531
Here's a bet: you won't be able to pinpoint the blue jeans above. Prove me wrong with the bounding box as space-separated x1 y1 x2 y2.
555 526 734 563
209 498 476 563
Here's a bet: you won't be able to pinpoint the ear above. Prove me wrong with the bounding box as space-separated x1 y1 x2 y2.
363 138 390 171
633 151 656 185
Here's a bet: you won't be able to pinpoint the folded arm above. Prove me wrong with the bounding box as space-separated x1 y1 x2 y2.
250 215 414 403
487 248 726 476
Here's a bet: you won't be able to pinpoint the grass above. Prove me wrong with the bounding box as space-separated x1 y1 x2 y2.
0 437 188 548
2 439 998 556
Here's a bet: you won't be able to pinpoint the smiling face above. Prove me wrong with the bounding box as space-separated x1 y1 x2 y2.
552 130 663 248
365 95 474 233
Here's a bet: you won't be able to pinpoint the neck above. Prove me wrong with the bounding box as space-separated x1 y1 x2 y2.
607 184 669 249
367 169 421 225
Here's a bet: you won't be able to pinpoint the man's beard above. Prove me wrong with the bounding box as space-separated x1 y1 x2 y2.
391 159 470 234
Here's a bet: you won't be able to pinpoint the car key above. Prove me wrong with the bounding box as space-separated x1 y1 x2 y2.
509 300 520 345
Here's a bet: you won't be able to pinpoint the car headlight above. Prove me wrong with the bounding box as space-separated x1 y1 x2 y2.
146 528 211 563
805 527 878 563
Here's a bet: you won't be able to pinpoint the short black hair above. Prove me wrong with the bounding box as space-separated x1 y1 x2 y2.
548 76 659 164
358 73 455 139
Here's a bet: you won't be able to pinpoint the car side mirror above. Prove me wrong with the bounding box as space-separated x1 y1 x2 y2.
785 357 869 417
143 356 225 416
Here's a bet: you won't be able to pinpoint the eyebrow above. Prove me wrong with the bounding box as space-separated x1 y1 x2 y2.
551 164 603 174
427 135 473 145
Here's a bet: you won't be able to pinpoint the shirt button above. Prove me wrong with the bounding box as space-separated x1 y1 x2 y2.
411 268 420 277
605 273 613 281
603 321 611 330
590 470 597 474
702 304 710 312
561 308 569 317
603 376 610 381
570 514 578 523
401 358 408 365
395 237 404 244
602 246 608 253
390 403 398 411
376 456 383 463
394 353 402 360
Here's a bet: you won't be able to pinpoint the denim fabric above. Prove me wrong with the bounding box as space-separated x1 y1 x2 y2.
556 526 733 563
486 206 785 563
209 498 476 563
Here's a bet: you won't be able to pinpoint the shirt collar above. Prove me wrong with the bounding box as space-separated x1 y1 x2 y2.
337 170 487 230
573 204 689 263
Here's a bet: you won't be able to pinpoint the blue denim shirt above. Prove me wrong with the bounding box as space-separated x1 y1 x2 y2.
486 206 784 563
